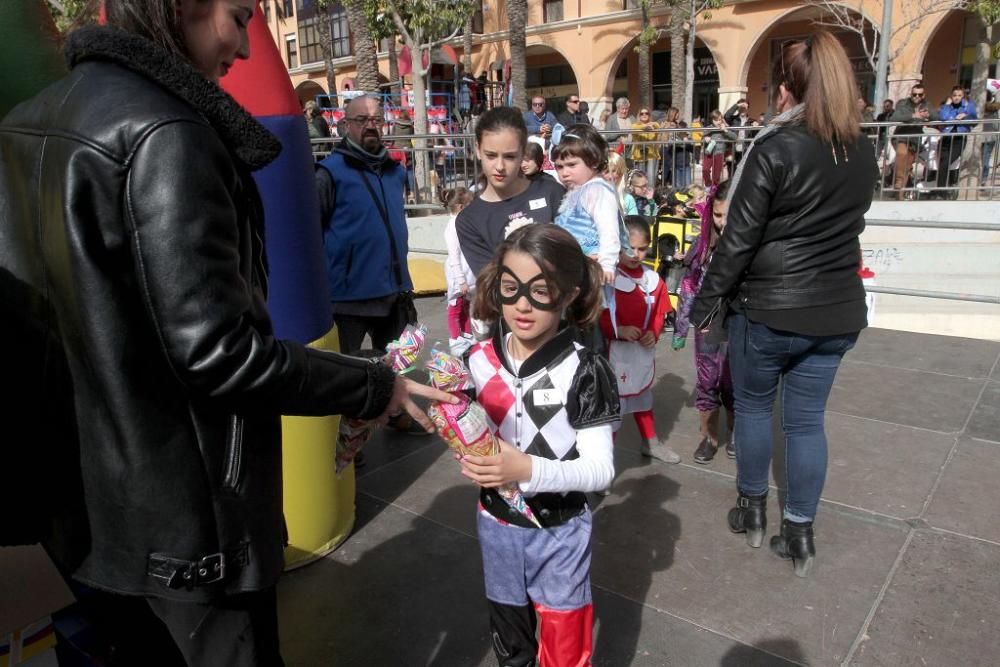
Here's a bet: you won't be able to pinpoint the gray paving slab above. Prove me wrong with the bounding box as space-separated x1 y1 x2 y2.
851 530 1000 667
923 438 1000 543
851 328 1000 378
820 412 956 519
827 360 984 433
592 588 805 666
354 428 440 480
277 494 494 667
589 455 909 666
357 442 481 538
966 380 1000 444
274 296 998 666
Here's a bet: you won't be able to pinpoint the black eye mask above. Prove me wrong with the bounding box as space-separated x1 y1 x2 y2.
497 266 558 311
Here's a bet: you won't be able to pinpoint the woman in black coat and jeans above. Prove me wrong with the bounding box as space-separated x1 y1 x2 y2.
690 32 877 578
0 1 454 663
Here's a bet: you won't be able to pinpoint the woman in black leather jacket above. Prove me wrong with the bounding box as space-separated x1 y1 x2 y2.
0 0 453 662
690 32 877 579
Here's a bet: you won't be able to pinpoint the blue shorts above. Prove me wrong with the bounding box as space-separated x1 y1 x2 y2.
477 509 593 611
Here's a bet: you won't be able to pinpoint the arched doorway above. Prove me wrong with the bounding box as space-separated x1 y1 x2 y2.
741 4 879 113
918 9 995 107
295 80 326 108
606 34 720 120
526 44 579 110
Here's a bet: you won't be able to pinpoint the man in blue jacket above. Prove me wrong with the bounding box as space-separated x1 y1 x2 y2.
936 85 978 198
317 95 414 357
523 95 558 139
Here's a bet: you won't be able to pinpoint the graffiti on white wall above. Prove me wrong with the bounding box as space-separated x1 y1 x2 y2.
862 247 904 272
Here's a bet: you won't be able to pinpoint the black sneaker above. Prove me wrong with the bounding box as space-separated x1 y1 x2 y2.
693 437 717 464
725 439 736 459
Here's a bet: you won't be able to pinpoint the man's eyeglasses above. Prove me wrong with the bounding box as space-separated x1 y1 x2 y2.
568 98 579 103
910 92 925 99
531 101 545 107
348 115 381 126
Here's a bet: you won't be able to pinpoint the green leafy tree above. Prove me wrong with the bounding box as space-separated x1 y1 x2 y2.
635 0 718 122
45 0 95 32
682 0 722 123
381 0 476 200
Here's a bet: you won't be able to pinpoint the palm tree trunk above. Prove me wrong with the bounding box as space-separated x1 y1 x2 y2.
637 3 652 110
316 3 337 98
669 4 686 119
344 0 380 93
684 0 696 123
508 0 528 109
463 15 473 71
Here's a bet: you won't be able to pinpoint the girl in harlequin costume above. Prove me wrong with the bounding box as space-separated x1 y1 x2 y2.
600 216 680 464
459 224 620 667
672 179 736 464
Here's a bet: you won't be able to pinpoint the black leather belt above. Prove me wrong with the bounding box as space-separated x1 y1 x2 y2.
481 489 587 529
147 543 249 590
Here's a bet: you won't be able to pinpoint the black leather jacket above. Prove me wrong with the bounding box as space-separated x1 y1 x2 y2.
691 124 877 327
0 27 395 600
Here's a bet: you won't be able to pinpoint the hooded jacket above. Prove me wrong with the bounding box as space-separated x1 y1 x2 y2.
0 26 395 600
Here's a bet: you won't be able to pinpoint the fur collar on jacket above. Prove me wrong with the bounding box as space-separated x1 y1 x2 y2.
65 26 281 171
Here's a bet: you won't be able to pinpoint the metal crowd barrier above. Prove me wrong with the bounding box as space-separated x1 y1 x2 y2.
310 118 999 208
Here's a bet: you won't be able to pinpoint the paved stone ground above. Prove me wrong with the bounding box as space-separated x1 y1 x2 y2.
277 295 1000 666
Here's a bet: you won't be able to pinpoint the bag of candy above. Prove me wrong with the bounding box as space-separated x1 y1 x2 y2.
335 324 428 475
425 347 542 528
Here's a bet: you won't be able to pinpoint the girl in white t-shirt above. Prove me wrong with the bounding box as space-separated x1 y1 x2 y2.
443 187 475 355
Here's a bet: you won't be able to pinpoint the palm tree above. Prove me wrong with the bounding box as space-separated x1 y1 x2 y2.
315 1 338 96
507 0 528 109
343 0 380 93
668 2 686 119
636 1 655 110
463 14 474 72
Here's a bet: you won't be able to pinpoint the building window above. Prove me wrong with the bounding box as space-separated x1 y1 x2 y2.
263 0 271 23
472 1 484 33
282 0 294 19
526 64 574 88
297 1 351 65
285 34 298 69
623 0 639 8
543 0 563 23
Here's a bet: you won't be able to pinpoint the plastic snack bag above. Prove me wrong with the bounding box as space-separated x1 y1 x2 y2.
424 347 542 528
334 325 428 475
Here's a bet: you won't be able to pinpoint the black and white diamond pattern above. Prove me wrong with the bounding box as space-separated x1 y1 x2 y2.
469 339 586 461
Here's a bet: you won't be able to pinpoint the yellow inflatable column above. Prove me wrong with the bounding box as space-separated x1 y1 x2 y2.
281 327 355 568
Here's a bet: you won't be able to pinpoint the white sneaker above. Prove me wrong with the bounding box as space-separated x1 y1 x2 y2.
641 439 681 464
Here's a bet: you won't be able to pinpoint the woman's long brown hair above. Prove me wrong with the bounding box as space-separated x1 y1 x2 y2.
773 31 862 147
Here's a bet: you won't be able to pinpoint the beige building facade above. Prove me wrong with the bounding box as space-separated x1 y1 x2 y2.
262 0 993 119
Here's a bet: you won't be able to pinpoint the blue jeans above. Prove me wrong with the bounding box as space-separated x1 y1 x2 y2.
728 313 858 522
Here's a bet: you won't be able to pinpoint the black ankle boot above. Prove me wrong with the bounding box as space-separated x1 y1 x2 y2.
727 491 767 547
770 519 815 578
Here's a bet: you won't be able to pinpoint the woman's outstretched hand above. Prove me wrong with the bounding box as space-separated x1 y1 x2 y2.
378 375 458 432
